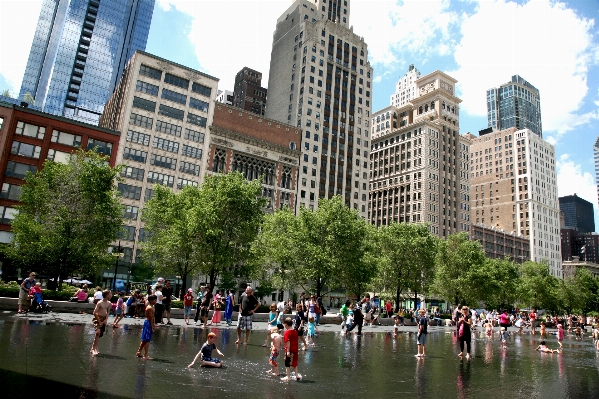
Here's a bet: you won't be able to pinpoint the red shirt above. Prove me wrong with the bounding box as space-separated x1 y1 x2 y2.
183 293 194 307
284 328 299 353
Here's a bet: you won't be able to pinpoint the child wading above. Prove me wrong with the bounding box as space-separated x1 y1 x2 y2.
136 294 157 359
282 317 301 382
188 332 224 368
90 290 112 356
268 327 282 376
113 291 125 328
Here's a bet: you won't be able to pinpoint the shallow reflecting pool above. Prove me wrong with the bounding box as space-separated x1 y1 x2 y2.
1 315 598 398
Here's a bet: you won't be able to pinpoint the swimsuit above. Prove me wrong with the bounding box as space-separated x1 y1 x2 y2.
141 319 153 342
93 315 107 337
269 347 279 367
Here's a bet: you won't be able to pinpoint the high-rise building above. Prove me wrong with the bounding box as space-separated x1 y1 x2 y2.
369 70 471 237
486 75 542 137
559 194 595 233
390 64 421 108
233 68 267 115
265 0 372 216
468 127 561 276
594 135 599 210
19 0 156 125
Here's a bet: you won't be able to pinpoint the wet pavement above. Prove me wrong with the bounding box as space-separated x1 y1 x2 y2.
1 310 599 398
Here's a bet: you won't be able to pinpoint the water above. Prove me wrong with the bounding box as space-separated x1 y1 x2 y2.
1 315 598 398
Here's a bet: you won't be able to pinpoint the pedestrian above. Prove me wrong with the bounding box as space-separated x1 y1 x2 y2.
306 316 318 347
557 323 564 349
293 303 309 350
485 319 493 338
540 322 547 338
385 300 393 319
307 295 317 321
345 304 355 333
18 272 37 313
188 332 224 368
112 291 125 328
209 289 223 326
263 303 279 347
162 280 173 325
193 285 205 324
183 288 194 325
235 286 260 345
315 297 325 325
416 309 428 357
281 317 301 382
457 305 472 360
199 286 213 328
393 315 400 337
499 309 510 330
268 326 282 376
154 284 164 324
90 290 112 356
529 309 538 334
136 294 157 359
224 289 235 326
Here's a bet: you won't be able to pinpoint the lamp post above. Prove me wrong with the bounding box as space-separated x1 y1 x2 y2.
112 241 124 291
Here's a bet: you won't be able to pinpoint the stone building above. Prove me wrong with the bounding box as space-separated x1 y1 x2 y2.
471 224 530 263
232 67 267 115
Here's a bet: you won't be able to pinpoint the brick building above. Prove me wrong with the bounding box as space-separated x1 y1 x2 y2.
471 224 530 263
233 67 267 115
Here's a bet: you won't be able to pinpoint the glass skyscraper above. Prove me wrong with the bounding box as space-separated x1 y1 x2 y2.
19 0 155 125
486 75 542 137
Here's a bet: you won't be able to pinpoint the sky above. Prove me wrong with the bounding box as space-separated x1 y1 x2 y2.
0 0 598 228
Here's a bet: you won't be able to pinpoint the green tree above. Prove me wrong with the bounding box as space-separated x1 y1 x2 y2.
8 150 122 288
476 257 520 309
23 92 35 105
557 268 597 313
1 89 12 98
432 232 486 306
517 261 559 311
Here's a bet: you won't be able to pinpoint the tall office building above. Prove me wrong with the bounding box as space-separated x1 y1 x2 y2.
559 194 595 233
265 0 372 216
19 0 155 125
468 127 561 276
390 64 421 108
594 135 599 210
486 75 542 137
232 67 267 115
369 70 471 236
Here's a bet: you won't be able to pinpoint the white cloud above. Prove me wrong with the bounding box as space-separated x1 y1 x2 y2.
556 154 599 229
0 0 44 93
450 0 598 136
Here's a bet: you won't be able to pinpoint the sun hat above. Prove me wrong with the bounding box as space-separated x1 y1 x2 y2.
187 288 193 293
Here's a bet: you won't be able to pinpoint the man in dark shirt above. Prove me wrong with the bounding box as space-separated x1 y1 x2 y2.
200 286 213 328
235 286 260 345
416 309 428 357
162 280 174 325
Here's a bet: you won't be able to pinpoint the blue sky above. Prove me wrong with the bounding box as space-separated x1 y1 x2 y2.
1 0 599 228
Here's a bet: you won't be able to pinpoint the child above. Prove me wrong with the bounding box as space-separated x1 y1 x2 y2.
136 294 157 359
28 282 43 311
485 320 493 339
340 300 350 331
500 327 510 347
557 323 564 349
183 288 194 325
536 340 559 353
294 303 308 350
188 332 224 368
90 290 112 356
345 308 354 333
514 317 524 334
539 322 547 338
306 316 318 346
268 327 282 376
113 291 125 328
393 315 400 337
575 326 582 340
263 303 278 347
282 317 301 382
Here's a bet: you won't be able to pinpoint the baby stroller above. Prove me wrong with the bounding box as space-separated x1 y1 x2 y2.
29 292 51 313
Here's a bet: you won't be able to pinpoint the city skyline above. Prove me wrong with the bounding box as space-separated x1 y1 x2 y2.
1 0 598 228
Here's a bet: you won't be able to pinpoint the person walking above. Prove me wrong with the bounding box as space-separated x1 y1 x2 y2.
183 288 194 325
18 273 36 314
235 287 260 345
457 306 472 360
199 286 213 328
193 285 205 324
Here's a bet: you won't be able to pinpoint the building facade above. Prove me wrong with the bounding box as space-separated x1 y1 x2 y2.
0 102 121 243
560 228 599 263
468 127 561 276
19 0 155 125
216 90 234 106
471 224 530 263
207 103 301 213
265 0 372 216
369 70 471 237
559 194 595 233
594 135 599 211
486 75 542 137
232 68 267 115
100 51 219 268
390 64 421 108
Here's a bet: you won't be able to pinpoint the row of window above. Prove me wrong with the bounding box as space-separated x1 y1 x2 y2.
138 65 212 98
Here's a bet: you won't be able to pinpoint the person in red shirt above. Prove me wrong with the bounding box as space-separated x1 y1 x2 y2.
529 309 538 334
183 288 194 325
282 317 301 382
385 300 393 318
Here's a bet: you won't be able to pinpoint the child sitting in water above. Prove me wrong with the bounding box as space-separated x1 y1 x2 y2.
188 332 224 368
536 340 559 353
268 327 282 376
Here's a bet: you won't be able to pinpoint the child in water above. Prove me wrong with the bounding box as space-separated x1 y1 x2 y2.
188 332 224 368
306 316 318 346
393 316 401 337
268 327 282 376
485 320 493 339
557 324 565 349
536 340 559 353
539 322 547 338
500 327 510 347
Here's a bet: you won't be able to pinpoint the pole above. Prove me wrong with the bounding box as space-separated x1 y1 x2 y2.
112 241 123 292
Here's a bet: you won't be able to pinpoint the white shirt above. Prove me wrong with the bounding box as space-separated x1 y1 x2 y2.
155 290 163 305
94 291 103 301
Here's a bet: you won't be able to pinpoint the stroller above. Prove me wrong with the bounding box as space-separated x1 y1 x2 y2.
29 291 51 313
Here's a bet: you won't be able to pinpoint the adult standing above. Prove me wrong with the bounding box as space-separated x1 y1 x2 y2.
224 289 235 326
457 306 472 360
161 280 174 325
235 287 260 345
499 309 511 331
154 284 164 324
416 309 428 357
529 309 538 334
193 285 205 324
18 272 36 313
385 300 393 319
199 286 213 328
316 297 325 325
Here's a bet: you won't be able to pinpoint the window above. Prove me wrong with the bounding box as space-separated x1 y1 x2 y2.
164 73 189 89
129 113 153 129
187 113 207 127
126 130 150 146
177 178 198 189
144 188 154 201
161 88 187 105
11 141 42 158
0 206 18 224
122 205 139 220
158 104 184 120
118 225 136 241
189 97 209 112
191 82 212 97
51 130 81 147
135 80 159 96
182 144 202 159
15 122 45 139
123 148 148 164
150 154 176 169
120 166 145 181
47 149 71 163
155 120 182 137
132 96 156 112
1 183 21 200
86 138 112 155
117 183 142 200
139 65 162 80
147 171 174 187
184 128 204 143
152 137 179 153
179 161 200 176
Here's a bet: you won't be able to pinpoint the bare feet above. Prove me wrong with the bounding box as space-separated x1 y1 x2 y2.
136 352 142 358
243 341 248 345
281 376 290 382
466 354 471 360
458 352 463 357
90 349 99 356
296 373 302 381
235 340 240 344
142 356 152 360
188 363 194 368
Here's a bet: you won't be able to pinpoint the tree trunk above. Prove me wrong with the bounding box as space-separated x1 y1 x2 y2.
395 287 401 312
181 273 187 300
414 291 418 310
209 268 216 290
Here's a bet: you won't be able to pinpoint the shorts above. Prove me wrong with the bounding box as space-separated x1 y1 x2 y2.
93 316 107 338
116 308 122 315
163 301 171 311
417 333 428 345
141 319 152 342
284 352 298 368
184 306 192 317
202 357 221 364
269 348 279 367
19 289 30 306
200 306 209 318
237 315 253 331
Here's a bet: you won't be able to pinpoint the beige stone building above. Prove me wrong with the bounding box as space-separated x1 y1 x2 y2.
468 127 561 276
369 70 471 237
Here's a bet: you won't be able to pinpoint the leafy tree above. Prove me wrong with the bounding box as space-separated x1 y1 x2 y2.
339 219 378 300
476 257 520 310
557 268 597 313
8 150 122 288
23 92 35 105
1 89 12 98
517 261 559 311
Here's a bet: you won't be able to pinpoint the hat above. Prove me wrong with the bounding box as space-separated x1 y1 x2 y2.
157 277 165 282
501 327 506 331
188 288 193 293
557 324 563 328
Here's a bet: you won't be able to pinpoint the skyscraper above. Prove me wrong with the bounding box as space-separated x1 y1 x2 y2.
486 75 542 137
390 64 421 108
232 67 267 115
265 0 372 217
19 0 155 125
559 194 595 233
594 135 599 210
